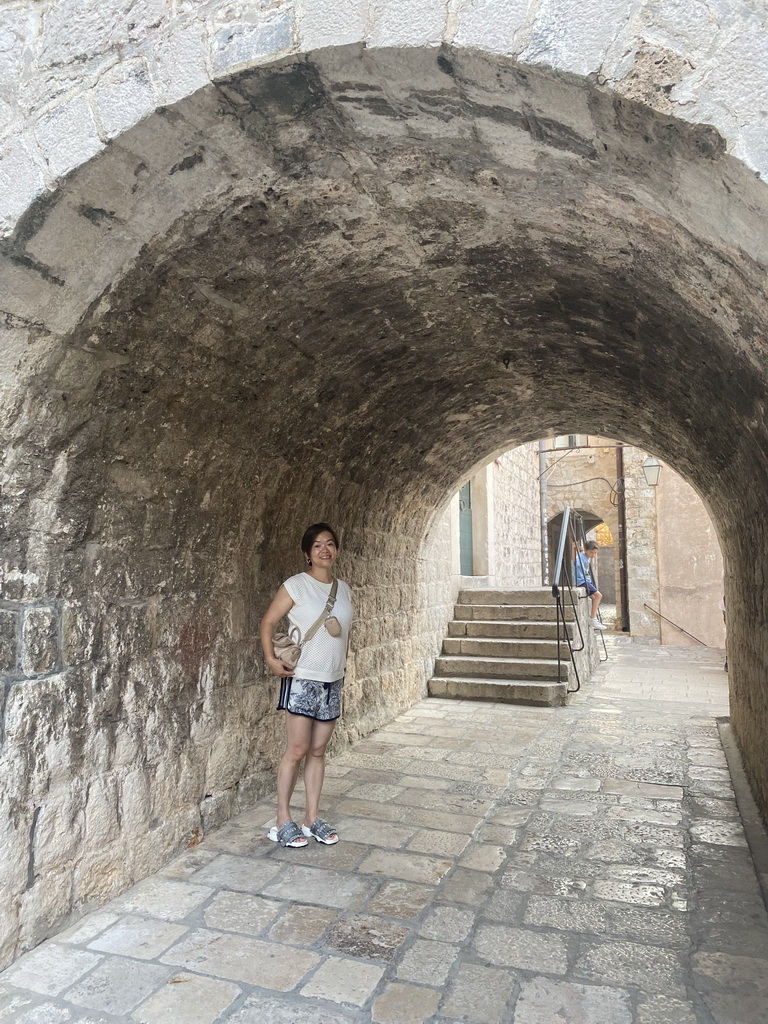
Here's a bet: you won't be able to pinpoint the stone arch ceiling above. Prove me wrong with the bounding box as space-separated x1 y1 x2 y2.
2 46 768 959
5 47 768 530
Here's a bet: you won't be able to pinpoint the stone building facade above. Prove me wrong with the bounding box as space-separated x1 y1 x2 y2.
2 0 768 972
445 442 542 590
544 437 725 647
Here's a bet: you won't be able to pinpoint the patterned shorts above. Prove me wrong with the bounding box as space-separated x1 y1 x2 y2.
277 678 343 722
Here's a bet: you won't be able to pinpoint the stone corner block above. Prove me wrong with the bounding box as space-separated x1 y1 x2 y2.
210 9 295 75
0 607 20 673
21 605 60 676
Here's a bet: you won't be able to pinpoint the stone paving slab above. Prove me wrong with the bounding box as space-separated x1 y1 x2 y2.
2 640 768 1022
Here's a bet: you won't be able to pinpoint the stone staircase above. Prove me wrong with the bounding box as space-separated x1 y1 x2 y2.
427 587 577 707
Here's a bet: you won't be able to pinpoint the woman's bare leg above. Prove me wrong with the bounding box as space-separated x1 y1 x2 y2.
303 718 337 826
276 714 313 826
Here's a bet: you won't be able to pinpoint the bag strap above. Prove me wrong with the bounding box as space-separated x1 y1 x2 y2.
301 578 339 647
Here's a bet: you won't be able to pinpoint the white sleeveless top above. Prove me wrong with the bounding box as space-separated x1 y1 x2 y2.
283 573 353 682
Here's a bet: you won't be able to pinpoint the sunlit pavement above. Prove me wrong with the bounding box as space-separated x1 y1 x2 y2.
2 638 766 1024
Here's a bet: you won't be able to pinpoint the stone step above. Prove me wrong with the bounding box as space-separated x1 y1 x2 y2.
428 675 568 707
448 620 573 640
454 603 574 622
442 636 565 659
458 588 556 606
434 654 570 682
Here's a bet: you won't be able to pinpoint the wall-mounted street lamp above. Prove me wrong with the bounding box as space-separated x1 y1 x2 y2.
642 456 662 487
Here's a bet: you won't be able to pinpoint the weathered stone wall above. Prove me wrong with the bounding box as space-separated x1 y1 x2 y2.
449 444 541 588
622 446 662 641
2 0 768 237
489 444 542 588
0 485 456 966
655 470 725 648
2 38 768 968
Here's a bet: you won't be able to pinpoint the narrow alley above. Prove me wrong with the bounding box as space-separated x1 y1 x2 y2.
1 640 765 1024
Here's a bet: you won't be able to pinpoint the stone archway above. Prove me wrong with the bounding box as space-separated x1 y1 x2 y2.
2 43 768 964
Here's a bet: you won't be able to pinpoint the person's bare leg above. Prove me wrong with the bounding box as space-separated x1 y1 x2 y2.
303 718 337 827
591 591 602 618
276 714 313 826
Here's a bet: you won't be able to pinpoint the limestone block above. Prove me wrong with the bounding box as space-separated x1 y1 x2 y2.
0 902 20 972
298 0 367 50
201 789 238 833
38 0 169 68
1 939 103 997
130 818 198 881
0 141 46 234
454 0 530 54
21 605 59 676
0 325 30 387
84 775 121 845
519 0 632 76
18 870 77 951
671 23 768 173
0 95 11 133
152 22 210 106
368 0 447 47
32 94 104 180
72 842 138 904
643 0 720 56
0 814 32 908
34 782 86 876
113 721 142 768
132 970 240 1024
93 58 159 140
0 607 18 672
121 769 153 833
210 6 295 74
61 600 102 667
206 733 248 791
235 770 274 809
0 6 37 89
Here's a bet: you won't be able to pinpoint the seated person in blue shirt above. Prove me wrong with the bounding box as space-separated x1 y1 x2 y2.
574 540 607 630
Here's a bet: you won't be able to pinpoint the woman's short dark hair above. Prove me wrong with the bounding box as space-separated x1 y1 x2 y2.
301 523 340 557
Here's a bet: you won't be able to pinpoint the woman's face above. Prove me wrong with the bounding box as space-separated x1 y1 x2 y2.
308 531 338 569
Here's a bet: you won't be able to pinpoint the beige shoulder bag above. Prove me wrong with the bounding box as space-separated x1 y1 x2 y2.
272 578 339 667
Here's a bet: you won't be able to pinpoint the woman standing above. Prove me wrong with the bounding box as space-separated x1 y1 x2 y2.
260 523 352 848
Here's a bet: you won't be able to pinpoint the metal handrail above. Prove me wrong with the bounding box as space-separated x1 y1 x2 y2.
551 506 609 692
644 604 707 646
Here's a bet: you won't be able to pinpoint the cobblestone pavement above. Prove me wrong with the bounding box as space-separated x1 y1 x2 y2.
3 639 768 1024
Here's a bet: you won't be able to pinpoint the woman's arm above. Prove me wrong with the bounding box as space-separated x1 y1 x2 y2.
259 585 296 677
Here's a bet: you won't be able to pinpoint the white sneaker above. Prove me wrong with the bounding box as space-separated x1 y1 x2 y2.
591 618 607 630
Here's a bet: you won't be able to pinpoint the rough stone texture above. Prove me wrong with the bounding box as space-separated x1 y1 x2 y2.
300 956 384 1004
513 977 633 1024
490 445 542 587
441 962 516 1023
656 467 725 647
2 38 768 969
455 444 541 586
1 0 768 239
0 647 766 1022
621 445 662 640
132 971 240 1024
371 981 442 1024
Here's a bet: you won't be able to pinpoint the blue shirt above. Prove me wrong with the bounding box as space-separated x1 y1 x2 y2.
574 552 591 586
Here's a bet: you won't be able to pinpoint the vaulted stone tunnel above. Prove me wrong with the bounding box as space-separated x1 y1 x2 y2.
2 44 768 963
